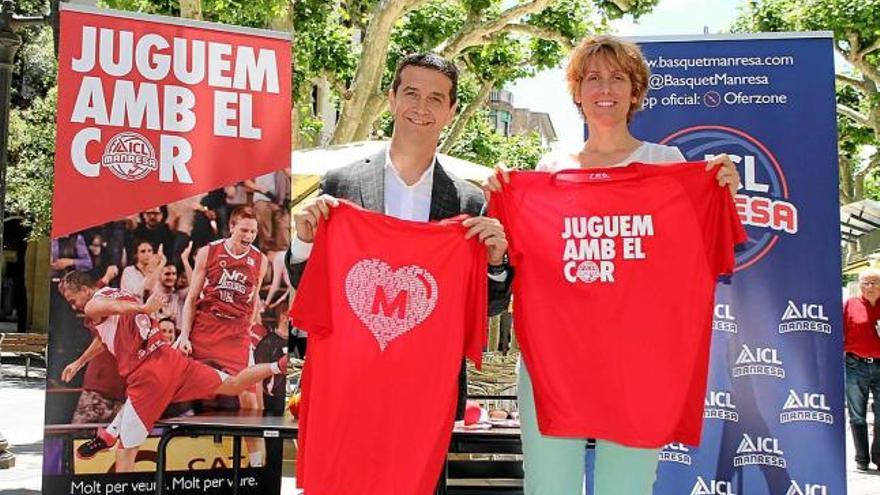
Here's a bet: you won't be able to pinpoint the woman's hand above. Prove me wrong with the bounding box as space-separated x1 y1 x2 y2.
706 154 740 196
482 164 511 197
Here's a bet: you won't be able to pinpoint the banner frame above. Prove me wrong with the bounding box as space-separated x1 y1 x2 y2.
626 31 833 43
59 3 292 40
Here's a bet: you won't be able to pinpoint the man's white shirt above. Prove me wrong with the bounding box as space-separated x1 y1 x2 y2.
289 150 506 281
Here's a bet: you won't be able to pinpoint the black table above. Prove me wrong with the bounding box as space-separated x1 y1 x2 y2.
155 412 525 495
441 424 524 495
154 411 297 495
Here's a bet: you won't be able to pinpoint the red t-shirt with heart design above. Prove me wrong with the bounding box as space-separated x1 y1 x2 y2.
290 201 487 495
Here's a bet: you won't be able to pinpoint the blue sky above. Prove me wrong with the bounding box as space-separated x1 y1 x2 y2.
509 0 744 149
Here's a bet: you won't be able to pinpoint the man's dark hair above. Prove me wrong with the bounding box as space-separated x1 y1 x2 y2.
59 270 96 292
391 52 459 106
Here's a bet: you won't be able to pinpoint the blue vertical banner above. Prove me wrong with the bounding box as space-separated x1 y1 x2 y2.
630 34 844 495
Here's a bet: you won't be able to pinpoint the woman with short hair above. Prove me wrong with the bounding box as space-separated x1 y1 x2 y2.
485 34 740 494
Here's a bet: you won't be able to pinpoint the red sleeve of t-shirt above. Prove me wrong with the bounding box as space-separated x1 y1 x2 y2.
487 174 520 263
463 237 488 369
703 167 747 276
638 162 746 277
290 216 333 338
665 162 747 277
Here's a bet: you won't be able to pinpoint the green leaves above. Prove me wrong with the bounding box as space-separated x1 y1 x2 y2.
735 0 880 203
7 87 57 239
447 109 545 169
293 0 356 98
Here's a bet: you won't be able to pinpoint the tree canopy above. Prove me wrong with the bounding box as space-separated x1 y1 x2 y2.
294 0 658 148
733 0 880 204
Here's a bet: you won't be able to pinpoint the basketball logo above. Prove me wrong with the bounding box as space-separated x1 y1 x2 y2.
101 132 158 181
576 261 601 283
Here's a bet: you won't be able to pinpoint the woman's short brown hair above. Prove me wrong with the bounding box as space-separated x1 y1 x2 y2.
566 35 650 123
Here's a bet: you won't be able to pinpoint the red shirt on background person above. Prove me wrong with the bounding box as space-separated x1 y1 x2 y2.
844 270 880 359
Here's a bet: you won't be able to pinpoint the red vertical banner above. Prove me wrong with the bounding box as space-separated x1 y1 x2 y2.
44 5 292 494
52 4 291 237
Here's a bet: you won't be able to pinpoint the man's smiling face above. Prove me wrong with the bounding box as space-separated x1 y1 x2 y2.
389 66 457 141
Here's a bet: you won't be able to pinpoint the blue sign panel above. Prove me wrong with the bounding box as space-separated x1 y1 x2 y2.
630 34 844 495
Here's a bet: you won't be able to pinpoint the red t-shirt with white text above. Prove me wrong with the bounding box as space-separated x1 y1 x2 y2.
291 201 487 495
490 163 746 448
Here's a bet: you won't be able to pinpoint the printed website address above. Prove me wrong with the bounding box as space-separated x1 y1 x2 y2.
647 55 795 70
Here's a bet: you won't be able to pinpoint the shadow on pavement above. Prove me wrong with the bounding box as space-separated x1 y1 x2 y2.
4 442 42 456
0 378 45 390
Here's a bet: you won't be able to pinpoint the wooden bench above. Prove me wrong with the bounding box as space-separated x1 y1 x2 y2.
0 332 48 378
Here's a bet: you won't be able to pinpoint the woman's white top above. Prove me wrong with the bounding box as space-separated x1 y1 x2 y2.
536 141 685 172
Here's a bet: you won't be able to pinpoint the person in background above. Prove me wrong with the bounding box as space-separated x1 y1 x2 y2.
51 234 92 278
150 264 185 324
126 207 175 263
63 323 126 424
253 313 289 412
844 268 880 471
85 233 120 288
120 241 163 301
265 250 292 312
246 169 291 256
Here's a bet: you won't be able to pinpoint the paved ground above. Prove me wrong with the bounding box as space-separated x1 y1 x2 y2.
0 362 47 495
0 359 877 494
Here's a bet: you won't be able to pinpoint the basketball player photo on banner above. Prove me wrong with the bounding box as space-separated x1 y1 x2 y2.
43 5 291 495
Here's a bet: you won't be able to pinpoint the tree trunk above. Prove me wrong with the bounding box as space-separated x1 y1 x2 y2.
440 78 495 153
333 0 557 145
331 1 415 145
353 92 388 141
268 2 293 31
292 102 304 149
179 0 203 20
439 0 553 58
840 155 855 204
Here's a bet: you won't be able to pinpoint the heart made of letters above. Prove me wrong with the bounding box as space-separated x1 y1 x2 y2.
344 258 439 351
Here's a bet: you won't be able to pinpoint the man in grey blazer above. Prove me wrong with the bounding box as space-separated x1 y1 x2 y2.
289 53 513 419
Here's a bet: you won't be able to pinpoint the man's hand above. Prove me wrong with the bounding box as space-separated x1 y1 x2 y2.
293 194 340 243
462 217 508 266
173 335 193 355
61 361 83 382
706 154 740 196
142 291 166 315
